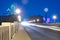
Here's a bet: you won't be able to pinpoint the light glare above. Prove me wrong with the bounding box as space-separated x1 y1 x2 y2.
21 22 30 26
17 16 21 21
53 15 57 19
15 8 21 14
37 19 39 21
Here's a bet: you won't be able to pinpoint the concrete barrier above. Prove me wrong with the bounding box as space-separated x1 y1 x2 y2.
0 26 3 40
0 26 9 40
10 23 17 39
0 22 19 40
2 26 9 40
14 22 19 33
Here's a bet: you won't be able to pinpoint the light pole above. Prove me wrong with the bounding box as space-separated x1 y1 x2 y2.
17 15 21 22
44 8 48 23
52 15 57 23
15 8 21 22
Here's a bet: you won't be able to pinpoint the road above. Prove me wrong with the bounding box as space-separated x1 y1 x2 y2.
24 25 60 40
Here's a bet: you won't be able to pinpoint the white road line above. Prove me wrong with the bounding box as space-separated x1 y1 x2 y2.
29 23 60 31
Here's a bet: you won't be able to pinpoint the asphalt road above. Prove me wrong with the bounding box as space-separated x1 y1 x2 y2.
24 26 60 40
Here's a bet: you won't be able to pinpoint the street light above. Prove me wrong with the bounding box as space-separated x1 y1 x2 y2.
52 15 57 23
44 8 48 23
44 8 48 12
15 8 21 14
37 19 40 22
15 8 21 22
17 15 21 22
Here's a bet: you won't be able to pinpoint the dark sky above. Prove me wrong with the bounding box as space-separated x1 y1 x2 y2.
0 0 60 22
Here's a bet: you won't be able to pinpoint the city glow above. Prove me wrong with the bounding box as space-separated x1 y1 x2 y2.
15 8 21 14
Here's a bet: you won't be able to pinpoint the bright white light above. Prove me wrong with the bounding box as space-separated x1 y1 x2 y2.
17 15 21 21
44 8 48 12
21 21 30 26
53 15 57 19
21 21 60 31
37 19 40 21
15 8 21 14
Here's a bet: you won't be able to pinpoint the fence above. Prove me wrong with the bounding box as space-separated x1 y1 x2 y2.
0 22 19 40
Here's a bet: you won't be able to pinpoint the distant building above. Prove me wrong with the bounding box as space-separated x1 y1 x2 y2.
28 16 43 23
0 14 18 23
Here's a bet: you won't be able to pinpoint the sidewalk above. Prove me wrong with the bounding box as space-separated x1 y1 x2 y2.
12 26 31 40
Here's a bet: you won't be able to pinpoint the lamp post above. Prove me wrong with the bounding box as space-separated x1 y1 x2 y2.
17 15 21 22
52 15 57 23
15 8 21 22
44 8 48 23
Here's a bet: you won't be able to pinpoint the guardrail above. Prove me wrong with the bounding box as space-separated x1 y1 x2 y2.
0 22 19 40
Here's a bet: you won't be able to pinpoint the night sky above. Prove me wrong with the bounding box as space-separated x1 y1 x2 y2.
0 0 60 23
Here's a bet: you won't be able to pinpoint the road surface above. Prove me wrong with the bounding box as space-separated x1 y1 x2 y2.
24 25 60 40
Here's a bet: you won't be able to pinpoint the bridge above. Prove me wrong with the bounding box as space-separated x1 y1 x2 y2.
0 22 31 40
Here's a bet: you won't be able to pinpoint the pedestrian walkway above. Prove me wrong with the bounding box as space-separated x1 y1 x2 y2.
12 26 31 40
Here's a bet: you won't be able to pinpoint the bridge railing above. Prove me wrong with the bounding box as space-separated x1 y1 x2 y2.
0 22 19 40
